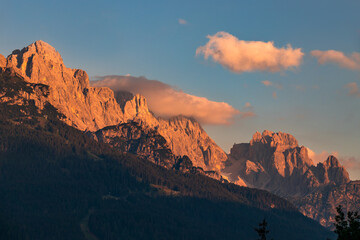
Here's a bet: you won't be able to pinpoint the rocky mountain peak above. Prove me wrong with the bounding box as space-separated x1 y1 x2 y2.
122 94 160 128
324 155 341 168
312 155 350 186
1 41 228 174
25 40 62 63
3 41 123 131
225 130 350 197
251 131 262 142
6 40 84 86
0 54 6 68
250 130 298 151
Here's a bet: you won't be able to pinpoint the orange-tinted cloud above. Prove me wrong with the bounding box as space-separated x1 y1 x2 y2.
307 148 339 164
240 102 256 119
311 50 360 70
307 148 360 179
178 18 187 25
338 156 360 180
345 82 360 98
92 76 245 125
340 156 360 171
261 80 283 89
272 92 277 99
244 102 252 108
196 32 304 73
262 80 272 86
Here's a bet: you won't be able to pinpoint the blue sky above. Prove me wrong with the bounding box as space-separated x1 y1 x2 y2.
1 0 360 178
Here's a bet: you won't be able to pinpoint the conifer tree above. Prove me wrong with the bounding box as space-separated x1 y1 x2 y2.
334 205 360 240
255 219 271 240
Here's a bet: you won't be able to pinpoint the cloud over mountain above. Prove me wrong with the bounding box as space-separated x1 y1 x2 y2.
92 76 244 125
345 82 360 98
307 148 339 164
311 50 360 70
196 32 304 73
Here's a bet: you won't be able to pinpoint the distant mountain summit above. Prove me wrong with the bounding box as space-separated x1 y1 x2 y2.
225 130 349 195
4 40 124 130
224 130 358 227
0 40 227 172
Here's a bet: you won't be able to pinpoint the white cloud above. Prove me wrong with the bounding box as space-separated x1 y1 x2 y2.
311 50 360 70
196 31 304 73
91 76 248 125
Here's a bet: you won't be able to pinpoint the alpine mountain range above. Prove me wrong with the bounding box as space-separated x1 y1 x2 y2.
0 40 358 239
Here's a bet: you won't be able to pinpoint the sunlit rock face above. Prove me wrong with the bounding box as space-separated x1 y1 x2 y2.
1 40 227 173
294 180 360 228
224 130 353 227
5 40 124 131
157 116 228 171
225 130 349 196
0 54 6 68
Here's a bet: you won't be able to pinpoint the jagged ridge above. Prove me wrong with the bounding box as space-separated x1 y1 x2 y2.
224 130 356 227
0 40 227 172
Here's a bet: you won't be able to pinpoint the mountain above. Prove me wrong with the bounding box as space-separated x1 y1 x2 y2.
294 180 360 227
0 58 332 239
2 40 227 172
5 40 124 131
225 130 358 227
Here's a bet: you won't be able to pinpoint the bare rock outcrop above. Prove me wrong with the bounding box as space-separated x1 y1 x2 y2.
225 130 317 194
111 92 228 171
294 180 360 228
5 40 124 131
0 54 6 68
1 40 228 173
157 116 227 171
225 130 350 195
93 120 227 180
224 130 354 227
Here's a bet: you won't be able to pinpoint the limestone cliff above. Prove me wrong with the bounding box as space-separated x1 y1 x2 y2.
5 40 124 131
98 93 228 171
224 130 353 227
294 180 360 228
1 40 227 173
224 130 349 196
93 121 176 168
156 116 227 171
0 54 6 68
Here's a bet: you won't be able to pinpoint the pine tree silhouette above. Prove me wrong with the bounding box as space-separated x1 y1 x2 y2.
254 219 273 240
334 205 360 240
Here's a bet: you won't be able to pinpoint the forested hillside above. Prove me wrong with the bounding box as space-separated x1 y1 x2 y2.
0 69 333 239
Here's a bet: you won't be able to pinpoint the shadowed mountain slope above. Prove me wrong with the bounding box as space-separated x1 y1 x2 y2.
0 59 333 240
